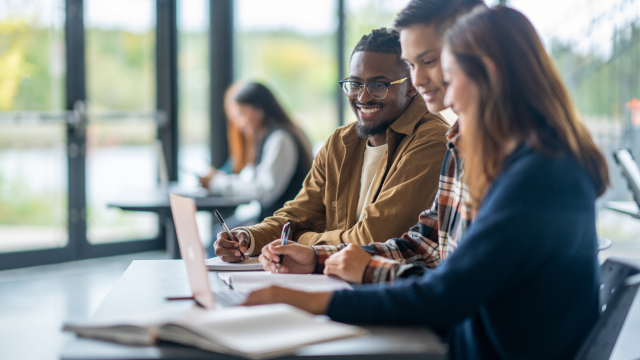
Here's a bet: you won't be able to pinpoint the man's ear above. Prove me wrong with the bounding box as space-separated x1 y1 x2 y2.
406 81 418 98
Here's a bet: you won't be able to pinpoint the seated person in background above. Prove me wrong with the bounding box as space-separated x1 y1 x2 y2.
261 0 484 282
246 6 609 359
200 82 313 221
200 81 255 181
215 28 450 262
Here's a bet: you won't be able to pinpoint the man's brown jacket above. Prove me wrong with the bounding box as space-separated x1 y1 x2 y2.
242 96 450 254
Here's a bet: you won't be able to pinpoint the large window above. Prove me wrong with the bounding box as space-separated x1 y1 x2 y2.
235 0 339 150
510 0 640 252
177 0 212 243
84 0 159 244
0 0 68 253
177 0 210 184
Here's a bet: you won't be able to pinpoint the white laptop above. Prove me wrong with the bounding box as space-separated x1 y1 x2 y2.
169 193 248 308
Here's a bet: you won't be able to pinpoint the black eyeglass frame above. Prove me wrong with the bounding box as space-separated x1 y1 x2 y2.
338 76 410 100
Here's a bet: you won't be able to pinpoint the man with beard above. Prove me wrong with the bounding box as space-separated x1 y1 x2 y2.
215 28 450 262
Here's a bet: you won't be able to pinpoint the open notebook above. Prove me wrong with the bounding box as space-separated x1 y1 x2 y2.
206 256 265 271
218 271 353 292
63 304 367 359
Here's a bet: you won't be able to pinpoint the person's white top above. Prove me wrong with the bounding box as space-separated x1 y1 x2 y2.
208 129 299 209
356 142 387 222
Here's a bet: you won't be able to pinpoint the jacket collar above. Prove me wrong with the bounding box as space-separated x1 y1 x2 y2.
340 95 429 145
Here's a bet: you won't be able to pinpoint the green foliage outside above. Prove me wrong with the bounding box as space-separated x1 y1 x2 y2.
549 24 640 120
0 18 64 111
86 29 155 112
236 31 337 144
0 169 66 226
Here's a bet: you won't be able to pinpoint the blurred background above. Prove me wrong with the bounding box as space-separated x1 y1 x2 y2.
2 1 640 359
0 0 639 268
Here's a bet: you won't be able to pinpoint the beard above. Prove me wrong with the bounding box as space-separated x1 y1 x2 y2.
355 118 394 138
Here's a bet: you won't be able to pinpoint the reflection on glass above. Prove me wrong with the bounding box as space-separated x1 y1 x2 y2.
85 0 159 244
512 0 640 248
178 0 211 186
0 122 68 253
0 0 68 253
235 0 338 148
177 0 213 243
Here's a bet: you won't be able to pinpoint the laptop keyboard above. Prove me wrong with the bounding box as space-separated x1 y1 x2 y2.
213 291 249 306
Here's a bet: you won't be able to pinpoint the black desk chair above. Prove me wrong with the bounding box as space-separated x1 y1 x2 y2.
574 258 640 360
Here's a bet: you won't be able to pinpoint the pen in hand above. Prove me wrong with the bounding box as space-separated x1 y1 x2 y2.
276 222 291 273
214 209 245 260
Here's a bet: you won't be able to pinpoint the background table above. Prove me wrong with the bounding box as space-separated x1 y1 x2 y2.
60 260 448 360
108 189 251 258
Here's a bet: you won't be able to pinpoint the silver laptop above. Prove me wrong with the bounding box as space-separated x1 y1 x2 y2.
169 193 247 308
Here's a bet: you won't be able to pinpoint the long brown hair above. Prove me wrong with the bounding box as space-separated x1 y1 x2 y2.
224 82 253 173
235 83 313 172
445 6 609 209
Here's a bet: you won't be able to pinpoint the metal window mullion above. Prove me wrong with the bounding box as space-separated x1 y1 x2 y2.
65 0 87 260
156 0 179 181
209 0 233 168
337 0 345 127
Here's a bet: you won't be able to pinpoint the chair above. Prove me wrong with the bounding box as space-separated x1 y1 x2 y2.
612 149 640 209
573 258 640 360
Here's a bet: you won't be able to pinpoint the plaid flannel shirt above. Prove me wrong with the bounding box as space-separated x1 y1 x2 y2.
313 121 471 283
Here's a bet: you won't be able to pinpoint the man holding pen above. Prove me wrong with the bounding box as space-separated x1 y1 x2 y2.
260 0 485 283
215 27 450 262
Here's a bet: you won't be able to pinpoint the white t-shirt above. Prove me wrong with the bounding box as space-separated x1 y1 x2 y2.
356 142 387 222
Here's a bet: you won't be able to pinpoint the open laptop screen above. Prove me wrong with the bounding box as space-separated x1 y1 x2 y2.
169 193 216 309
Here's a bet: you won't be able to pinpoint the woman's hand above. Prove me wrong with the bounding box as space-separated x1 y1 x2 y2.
242 286 333 315
198 167 216 188
323 244 372 284
259 239 317 274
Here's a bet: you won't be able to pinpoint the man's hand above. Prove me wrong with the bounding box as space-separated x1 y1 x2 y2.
242 286 333 315
323 244 372 284
259 239 317 274
214 230 249 263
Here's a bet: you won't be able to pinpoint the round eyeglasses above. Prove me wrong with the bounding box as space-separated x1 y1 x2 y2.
338 76 410 100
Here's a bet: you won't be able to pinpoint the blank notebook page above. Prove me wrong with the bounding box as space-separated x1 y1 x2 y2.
217 272 353 292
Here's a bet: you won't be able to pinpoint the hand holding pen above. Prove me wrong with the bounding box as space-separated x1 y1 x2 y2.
213 210 249 262
258 228 317 274
276 222 291 273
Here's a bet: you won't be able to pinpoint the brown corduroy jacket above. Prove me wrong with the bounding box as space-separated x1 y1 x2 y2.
241 96 450 253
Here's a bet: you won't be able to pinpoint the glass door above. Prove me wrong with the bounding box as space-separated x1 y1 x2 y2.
84 0 160 244
0 0 68 255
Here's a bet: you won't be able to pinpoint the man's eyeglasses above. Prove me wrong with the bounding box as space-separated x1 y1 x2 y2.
338 76 410 100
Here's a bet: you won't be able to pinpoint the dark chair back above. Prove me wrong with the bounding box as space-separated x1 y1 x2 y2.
574 258 640 360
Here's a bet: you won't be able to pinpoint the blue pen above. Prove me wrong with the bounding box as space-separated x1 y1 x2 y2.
276 222 291 273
